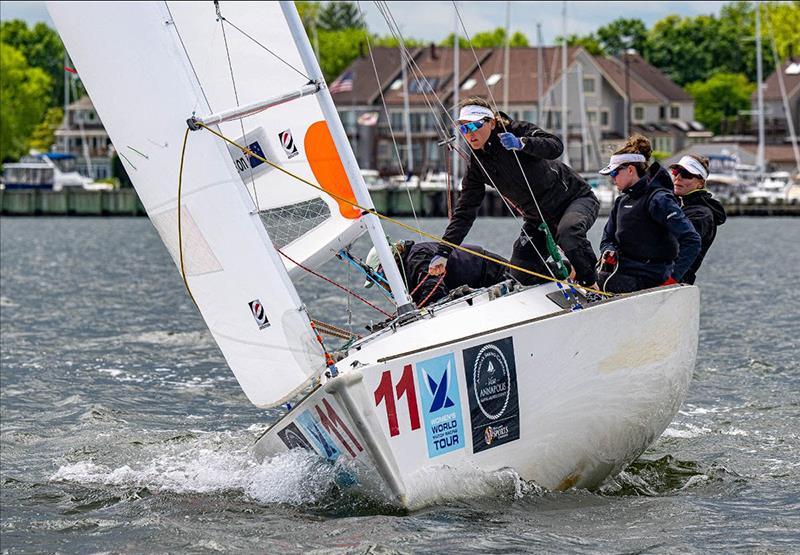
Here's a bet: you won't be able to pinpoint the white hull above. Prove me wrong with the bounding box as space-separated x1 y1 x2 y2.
253 283 699 509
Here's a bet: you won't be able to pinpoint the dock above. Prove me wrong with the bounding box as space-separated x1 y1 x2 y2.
1 188 798 217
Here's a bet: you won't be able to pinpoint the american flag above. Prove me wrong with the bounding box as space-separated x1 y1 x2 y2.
329 70 354 94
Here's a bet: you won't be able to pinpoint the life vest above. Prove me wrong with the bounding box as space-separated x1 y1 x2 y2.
614 178 679 263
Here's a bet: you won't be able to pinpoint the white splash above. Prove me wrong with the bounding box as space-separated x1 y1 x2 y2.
50 443 343 506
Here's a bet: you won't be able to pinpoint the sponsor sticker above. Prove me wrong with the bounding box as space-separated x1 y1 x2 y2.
296 410 340 461
248 299 270 330
226 127 276 180
278 129 299 159
415 353 464 458
463 337 520 453
277 422 313 451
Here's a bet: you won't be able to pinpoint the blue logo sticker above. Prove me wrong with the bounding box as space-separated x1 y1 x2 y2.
416 353 464 458
296 410 340 461
246 140 266 169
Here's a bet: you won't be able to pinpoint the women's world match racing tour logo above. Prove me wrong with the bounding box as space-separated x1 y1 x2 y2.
464 337 520 453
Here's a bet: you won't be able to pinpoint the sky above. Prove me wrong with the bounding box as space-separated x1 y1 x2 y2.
3 1 728 44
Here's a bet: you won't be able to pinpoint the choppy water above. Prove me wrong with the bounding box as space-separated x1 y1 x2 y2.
1 216 799 553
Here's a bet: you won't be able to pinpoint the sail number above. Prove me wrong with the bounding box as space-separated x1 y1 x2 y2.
373 364 420 437
234 156 249 172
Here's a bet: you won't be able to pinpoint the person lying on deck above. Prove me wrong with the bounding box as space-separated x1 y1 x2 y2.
364 239 508 307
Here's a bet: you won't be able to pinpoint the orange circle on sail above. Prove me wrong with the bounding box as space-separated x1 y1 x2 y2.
304 121 360 220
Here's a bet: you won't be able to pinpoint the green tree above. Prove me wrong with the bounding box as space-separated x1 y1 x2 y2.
317 1 364 31
455 28 529 48
686 72 755 134
0 20 65 107
28 107 64 152
596 18 648 56
0 42 52 163
556 33 604 55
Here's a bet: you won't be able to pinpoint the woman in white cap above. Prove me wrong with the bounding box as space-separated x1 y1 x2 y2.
428 97 600 289
670 155 726 284
597 134 701 293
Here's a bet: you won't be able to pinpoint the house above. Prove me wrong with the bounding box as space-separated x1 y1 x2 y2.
331 46 701 174
750 60 800 143
53 96 113 180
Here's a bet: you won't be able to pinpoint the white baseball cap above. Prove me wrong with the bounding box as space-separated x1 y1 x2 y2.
598 153 647 175
458 104 495 122
669 156 708 180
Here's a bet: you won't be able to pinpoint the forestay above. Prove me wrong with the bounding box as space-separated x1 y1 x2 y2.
48 1 363 407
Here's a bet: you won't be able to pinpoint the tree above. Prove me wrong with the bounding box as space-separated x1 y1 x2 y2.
0 20 65 107
556 34 604 56
317 1 365 31
686 73 755 134
455 28 529 48
596 18 648 56
0 42 52 163
28 107 63 152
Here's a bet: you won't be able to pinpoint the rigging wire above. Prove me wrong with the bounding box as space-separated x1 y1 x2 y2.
357 0 423 240
186 121 612 297
215 1 260 210
164 1 211 111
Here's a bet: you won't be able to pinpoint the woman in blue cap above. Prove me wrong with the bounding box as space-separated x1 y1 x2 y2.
598 134 701 293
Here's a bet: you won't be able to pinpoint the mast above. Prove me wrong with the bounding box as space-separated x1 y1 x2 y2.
280 1 414 314
536 23 543 126
401 51 414 177
452 5 460 185
576 63 589 171
756 5 765 174
560 1 570 166
503 0 511 112
765 14 800 175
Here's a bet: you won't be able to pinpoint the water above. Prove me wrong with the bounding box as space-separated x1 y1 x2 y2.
1 216 799 553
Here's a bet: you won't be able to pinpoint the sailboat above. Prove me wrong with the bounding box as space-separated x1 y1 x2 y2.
48 1 700 509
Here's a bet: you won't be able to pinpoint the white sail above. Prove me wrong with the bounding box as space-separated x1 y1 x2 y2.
47 1 368 407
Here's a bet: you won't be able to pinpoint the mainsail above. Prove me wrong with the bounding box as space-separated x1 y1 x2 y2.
47 1 372 407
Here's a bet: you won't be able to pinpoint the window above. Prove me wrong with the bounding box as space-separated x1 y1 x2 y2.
486 73 502 86
633 105 645 123
409 78 438 94
390 111 404 131
582 77 596 94
670 105 680 119
659 106 666 120
461 78 477 90
586 109 598 123
600 110 609 127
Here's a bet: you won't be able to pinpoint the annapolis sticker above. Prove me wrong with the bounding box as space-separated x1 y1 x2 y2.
463 336 520 453
415 353 464 458
277 422 313 451
248 299 270 330
278 129 299 158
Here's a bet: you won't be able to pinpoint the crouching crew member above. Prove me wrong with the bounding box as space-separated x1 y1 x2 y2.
365 239 508 306
429 97 600 288
670 155 727 284
598 135 701 293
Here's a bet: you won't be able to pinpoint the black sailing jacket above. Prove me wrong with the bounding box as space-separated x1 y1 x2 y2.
435 117 596 258
679 189 727 284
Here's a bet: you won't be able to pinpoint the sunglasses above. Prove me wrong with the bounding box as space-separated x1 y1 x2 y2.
671 167 701 180
458 119 489 135
609 164 630 178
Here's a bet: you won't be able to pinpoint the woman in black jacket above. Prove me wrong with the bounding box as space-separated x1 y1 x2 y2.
598 135 701 293
428 97 600 288
670 155 727 284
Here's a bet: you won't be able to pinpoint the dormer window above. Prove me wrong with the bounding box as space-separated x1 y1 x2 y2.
486 74 502 86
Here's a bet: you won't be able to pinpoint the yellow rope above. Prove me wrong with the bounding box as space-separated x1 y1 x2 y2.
190 122 612 297
177 126 199 308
